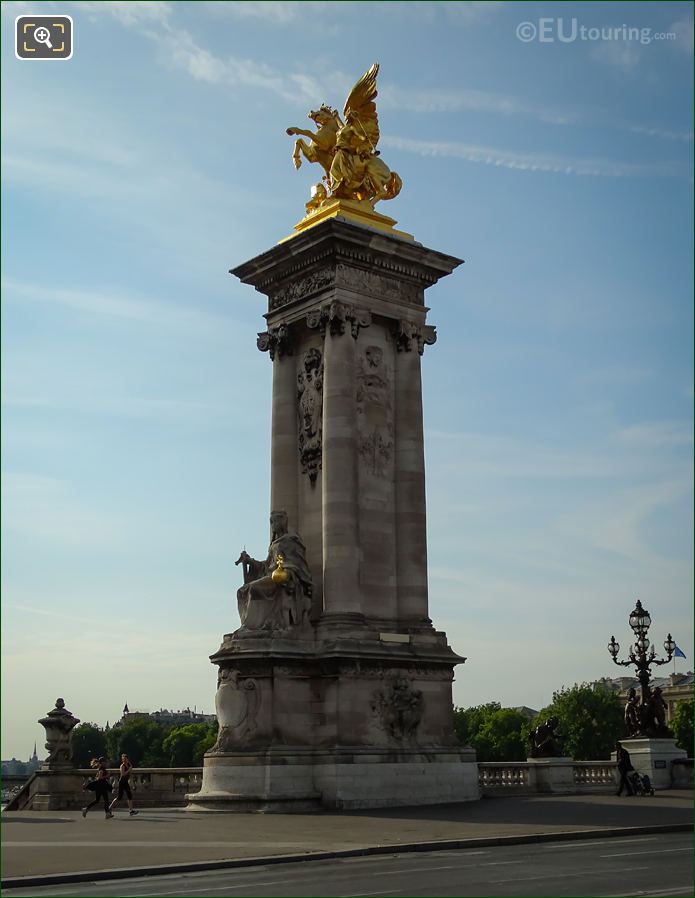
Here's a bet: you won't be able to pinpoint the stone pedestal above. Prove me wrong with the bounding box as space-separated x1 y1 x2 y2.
526 757 575 794
188 219 478 811
613 738 688 790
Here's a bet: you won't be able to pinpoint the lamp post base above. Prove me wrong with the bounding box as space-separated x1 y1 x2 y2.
613 738 687 790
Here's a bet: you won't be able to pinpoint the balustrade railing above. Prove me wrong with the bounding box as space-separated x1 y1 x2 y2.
572 761 617 787
478 763 530 790
78 767 203 798
478 760 618 794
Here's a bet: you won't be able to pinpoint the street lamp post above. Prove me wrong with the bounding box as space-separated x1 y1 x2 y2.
607 600 675 738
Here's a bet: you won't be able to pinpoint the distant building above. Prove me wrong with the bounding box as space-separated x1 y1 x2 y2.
594 672 694 722
2 743 42 777
512 706 539 720
116 703 215 728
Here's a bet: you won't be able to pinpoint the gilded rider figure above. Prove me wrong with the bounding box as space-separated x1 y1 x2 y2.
286 63 402 210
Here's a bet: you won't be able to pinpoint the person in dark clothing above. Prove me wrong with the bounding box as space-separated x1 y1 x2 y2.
615 741 634 796
82 757 113 818
109 753 138 816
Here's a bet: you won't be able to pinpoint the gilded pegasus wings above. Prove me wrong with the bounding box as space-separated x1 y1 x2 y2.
343 62 380 152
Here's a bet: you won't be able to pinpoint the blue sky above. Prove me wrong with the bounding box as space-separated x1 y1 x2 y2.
1 1 692 759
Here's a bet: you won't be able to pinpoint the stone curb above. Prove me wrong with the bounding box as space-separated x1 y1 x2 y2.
2 823 692 889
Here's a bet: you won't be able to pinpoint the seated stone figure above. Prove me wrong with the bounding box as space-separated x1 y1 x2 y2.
235 511 312 636
528 716 564 758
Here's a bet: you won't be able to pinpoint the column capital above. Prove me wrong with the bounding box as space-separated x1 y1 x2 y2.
307 300 371 339
393 320 437 355
257 324 293 360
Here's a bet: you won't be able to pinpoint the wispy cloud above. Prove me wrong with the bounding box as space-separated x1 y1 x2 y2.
427 430 643 480
670 16 694 55
71 0 171 26
379 83 575 125
627 124 694 142
2 279 232 338
200 1 503 27
66 0 692 153
613 421 694 448
556 478 692 567
1 472 123 548
577 365 654 388
2 393 228 424
382 134 687 179
591 39 642 74
71 0 323 103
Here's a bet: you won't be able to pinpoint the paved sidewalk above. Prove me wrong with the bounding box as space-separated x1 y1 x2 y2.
2 791 692 885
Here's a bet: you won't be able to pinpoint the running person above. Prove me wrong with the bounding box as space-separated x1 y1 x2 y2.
109 753 138 816
82 757 113 818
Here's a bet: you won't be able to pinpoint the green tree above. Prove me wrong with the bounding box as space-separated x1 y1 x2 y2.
453 702 500 746
193 724 218 764
533 683 623 760
71 723 107 768
105 718 168 767
672 700 693 757
474 708 530 762
454 703 529 762
162 724 217 766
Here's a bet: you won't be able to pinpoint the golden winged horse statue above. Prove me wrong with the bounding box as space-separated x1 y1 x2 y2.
286 63 402 212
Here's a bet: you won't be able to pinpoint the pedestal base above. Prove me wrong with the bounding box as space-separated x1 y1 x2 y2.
526 757 575 794
187 748 479 811
613 738 688 790
187 631 479 811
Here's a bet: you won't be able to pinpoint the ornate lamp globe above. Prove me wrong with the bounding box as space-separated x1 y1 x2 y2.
664 634 676 656
607 636 620 658
629 600 651 635
636 636 650 653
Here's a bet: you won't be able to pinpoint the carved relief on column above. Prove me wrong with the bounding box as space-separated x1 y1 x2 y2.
257 324 293 361
210 668 260 752
370 676 424 744
356 345 393 478
335 263 423 306
297 347 323 483
268 268 335 313
306 300 371 338
393 320 437 355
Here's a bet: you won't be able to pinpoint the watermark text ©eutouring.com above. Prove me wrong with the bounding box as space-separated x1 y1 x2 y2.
516 18 676 45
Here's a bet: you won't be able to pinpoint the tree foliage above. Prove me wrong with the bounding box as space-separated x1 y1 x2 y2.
105 718 168 767
162 723 217 766
532 683 623 760
71 718 218 768
672 700 693 757
454 703 530 762
71 722 108 768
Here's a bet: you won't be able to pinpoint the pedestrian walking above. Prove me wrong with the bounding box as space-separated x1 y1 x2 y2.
109 753 139 816
82 757 113 818
615 741 634 796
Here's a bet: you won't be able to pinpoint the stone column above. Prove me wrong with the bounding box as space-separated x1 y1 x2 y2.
394 323 435 624
321 316 361 617
270 352 298 530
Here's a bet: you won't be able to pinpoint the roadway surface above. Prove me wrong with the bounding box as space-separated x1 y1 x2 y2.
4 832 692 897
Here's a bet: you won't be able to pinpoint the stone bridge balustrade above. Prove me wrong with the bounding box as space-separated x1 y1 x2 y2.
478 760 619 795
478 763 530 793
4 768 203 811
572 761 618 790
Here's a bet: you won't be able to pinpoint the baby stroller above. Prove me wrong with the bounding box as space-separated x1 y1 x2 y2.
628 770 655 796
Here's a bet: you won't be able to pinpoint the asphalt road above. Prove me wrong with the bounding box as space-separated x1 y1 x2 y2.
5 833 692 897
